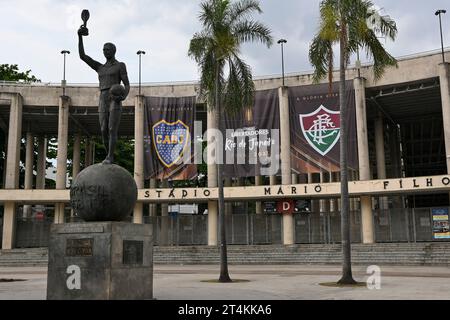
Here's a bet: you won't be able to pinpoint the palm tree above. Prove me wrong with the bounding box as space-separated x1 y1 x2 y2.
188 0 272 282
309 0 397 284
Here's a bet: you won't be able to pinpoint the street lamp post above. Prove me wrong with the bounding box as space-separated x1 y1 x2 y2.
137 50 146 96
277 39 287 87
61 50 70 96
435 9 447 63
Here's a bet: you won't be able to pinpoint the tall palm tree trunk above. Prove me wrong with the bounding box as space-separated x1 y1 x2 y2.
215 64 231 283
337 22 356 285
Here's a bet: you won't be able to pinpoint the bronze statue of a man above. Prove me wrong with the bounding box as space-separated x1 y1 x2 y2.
78 22 130 165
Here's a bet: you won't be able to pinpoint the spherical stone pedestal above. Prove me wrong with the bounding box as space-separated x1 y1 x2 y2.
70 163 137 221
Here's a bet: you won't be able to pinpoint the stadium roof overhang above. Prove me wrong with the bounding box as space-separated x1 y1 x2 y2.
0 103 208 138
366 77 445 179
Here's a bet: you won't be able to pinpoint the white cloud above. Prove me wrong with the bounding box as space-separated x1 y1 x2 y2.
1 0 449 83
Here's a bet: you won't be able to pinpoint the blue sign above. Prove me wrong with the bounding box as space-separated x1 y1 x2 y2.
432 208 450 239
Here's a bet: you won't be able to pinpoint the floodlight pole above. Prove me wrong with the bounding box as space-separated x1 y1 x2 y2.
61 50 70 96
436 9 447 63
137 50 146 96
277 39 287 87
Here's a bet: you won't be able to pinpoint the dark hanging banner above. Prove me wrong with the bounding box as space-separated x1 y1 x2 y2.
144 96 197 180
222 88 280 178
289 82 358 174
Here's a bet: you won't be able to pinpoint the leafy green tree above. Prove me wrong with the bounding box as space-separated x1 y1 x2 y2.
309 0 397 284
34 136 135 188
0 64 40 82
189 0 272 282
66 137 136 184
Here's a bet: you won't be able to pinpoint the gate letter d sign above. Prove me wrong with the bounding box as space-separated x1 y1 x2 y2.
277 199 295 214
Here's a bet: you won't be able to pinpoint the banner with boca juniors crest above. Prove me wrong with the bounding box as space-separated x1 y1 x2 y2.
289 81 358 174
144 96 197 180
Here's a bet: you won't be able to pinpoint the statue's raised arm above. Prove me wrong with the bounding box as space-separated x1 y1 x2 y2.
78 25 101 72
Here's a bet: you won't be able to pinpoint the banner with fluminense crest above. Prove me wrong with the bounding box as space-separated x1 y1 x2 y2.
289 82 358 174
144 96 197 180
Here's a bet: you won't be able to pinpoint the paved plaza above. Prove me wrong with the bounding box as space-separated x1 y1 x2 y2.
1 264 450 300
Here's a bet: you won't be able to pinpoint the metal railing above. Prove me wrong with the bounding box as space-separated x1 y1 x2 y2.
4 207 447 248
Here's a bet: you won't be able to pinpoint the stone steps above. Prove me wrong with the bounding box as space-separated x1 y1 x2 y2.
2 243 450 266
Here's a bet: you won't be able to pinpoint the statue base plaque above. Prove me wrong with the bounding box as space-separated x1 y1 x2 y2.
47 222 153 300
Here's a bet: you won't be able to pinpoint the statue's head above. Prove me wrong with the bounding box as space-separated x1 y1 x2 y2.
103 43 116 59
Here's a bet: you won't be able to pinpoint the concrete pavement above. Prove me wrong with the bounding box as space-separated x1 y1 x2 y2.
1 265 450 300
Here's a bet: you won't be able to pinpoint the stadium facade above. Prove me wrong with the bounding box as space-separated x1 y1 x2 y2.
1 49 450 250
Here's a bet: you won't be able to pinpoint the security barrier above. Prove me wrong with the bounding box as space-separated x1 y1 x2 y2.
12 207 449 248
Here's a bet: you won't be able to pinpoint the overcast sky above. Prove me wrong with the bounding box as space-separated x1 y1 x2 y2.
1 0 450 84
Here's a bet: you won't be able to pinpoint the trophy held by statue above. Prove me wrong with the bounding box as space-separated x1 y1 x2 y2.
78 9 90 36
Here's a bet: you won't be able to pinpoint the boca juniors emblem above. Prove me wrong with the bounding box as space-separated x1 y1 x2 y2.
152 120 190 168
299 105 340 156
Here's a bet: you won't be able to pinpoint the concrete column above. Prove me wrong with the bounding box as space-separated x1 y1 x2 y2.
360 196 373 241
24 132 34 189
375 113 388 210
5 94 22 189
133 96 145 224
207 105 218 246
279 87 291 183
36 136 47 189
2 202 17 249
375 115 386 180
54 96 70 224
2 132 6 188
438 63 450 173
354 77 374 244
207 201 218 245
255 176 263 214
279 86 294 245
72 133 81 181
355 78 371 181
269 175 277 185
2 93 22 249
23 132 34 218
